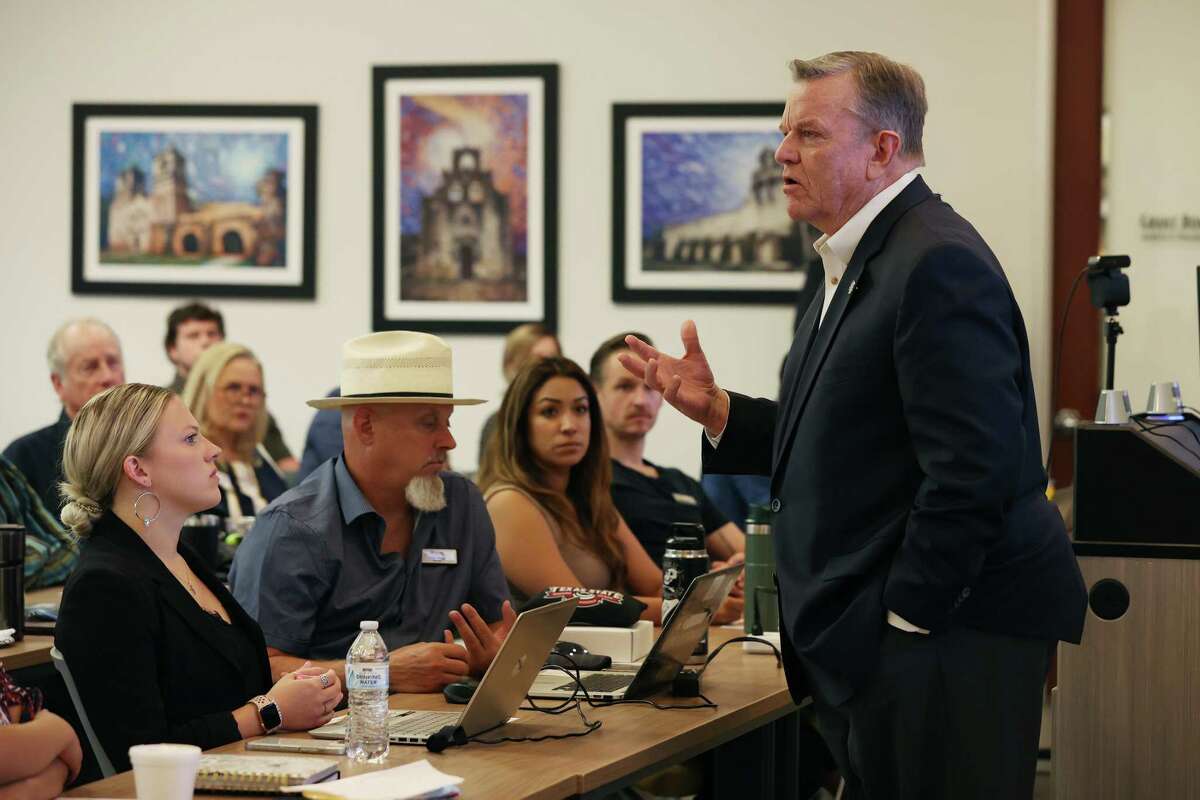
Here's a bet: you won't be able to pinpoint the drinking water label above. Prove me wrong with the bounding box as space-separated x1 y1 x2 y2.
346 663 389 691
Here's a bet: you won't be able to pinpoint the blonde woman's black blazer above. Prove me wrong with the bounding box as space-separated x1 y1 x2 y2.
55 511 271 773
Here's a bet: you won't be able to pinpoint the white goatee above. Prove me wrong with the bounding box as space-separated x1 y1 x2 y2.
405 475 447 512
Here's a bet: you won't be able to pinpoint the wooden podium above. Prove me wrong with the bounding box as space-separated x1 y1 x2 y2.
1055 417 1200 798
1054 546 1200 798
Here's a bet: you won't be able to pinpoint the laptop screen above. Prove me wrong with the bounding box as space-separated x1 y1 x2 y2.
624 563 743 699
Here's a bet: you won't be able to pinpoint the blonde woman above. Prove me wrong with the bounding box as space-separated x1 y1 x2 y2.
182 343 285 522
53 384 341 774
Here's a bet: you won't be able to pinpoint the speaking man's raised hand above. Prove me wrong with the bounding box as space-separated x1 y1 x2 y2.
618 320 729 437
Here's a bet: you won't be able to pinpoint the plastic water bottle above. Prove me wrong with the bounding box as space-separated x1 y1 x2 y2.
345 620 389 763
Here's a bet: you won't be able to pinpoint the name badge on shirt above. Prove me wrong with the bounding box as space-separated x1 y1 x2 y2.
672 493 698 506
421 548 458 565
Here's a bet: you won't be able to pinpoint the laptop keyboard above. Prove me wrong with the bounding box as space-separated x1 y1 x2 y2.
389 710 461 738
556 672 636 693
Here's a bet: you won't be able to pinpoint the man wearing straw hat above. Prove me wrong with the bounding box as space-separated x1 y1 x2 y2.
230 332 515 693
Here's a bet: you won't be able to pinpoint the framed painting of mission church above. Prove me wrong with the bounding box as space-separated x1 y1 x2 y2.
612 102 823 305
71 103 318 298
372 64 558 333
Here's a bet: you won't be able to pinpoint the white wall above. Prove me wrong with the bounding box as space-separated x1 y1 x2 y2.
1105 0 1200 409
0 0 1056 476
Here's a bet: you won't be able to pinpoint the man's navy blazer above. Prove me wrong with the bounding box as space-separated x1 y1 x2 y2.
703 177 1087 706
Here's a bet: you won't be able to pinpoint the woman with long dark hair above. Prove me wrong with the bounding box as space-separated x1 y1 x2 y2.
479 357 740 624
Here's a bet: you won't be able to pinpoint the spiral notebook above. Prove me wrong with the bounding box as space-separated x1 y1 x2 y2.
195 754 340 793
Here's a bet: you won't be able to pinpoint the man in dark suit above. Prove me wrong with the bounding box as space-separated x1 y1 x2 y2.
621 51 1087 798
4 318 124 514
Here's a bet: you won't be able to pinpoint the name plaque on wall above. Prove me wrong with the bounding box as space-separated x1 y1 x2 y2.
1139 213 1200 242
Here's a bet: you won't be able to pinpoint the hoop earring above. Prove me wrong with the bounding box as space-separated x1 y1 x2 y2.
132 491 161 528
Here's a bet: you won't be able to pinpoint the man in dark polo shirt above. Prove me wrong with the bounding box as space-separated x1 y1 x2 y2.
589 332 745 566
4 318 124 514
230 331 515 693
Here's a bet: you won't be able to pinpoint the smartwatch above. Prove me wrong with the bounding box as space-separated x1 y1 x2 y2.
250 695 283 734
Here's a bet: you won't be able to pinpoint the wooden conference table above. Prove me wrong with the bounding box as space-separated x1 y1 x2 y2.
0 586 59 670
65 627 800 799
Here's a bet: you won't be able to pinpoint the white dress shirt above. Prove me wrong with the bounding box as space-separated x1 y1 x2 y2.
813 169 920 325
709 169 930 634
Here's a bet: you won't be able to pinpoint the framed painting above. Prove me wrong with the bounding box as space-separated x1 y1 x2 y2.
72 103 317 298
612 102 822 305
372 63 558 333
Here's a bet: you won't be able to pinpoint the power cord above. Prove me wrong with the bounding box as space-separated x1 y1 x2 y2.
706 635 784 669
1046 265 1091 478
427 664 601 752
532 653 719 710
1130 415 1200 461
428 636 787 753
551 636 783 710
471 697 601 745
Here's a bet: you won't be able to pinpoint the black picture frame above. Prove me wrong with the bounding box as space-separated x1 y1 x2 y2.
372 63 558 334
71 103 318 299
612 102 821 305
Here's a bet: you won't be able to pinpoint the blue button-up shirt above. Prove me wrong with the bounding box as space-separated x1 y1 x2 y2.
229 456 509 660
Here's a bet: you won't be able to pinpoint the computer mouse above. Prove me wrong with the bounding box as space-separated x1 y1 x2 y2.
553 640 588 658
442 678 479 705
546 641 612 671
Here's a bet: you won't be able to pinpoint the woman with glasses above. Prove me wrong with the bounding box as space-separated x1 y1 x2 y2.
182 343 285 523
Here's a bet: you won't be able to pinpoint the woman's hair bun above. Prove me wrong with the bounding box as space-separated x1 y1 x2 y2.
59 483 103 536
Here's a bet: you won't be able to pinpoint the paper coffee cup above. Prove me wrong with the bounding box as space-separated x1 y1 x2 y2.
128 743 201 800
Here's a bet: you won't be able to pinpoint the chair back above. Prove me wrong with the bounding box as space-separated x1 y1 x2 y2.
51 645 115 777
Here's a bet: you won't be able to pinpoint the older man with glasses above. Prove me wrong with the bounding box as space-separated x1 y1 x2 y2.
4 318 124 514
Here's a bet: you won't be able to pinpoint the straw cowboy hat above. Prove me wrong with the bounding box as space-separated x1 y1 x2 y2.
307 331 484 409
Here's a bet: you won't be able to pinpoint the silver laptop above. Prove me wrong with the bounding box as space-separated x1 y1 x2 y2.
528 564 743 701
310 597 578 745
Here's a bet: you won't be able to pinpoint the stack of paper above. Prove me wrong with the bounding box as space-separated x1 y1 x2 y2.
283 760 463 800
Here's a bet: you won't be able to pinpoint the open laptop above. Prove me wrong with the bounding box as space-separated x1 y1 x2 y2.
528 563 743 701
310 597 577 745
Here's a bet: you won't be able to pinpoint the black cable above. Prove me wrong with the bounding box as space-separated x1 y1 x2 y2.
1045 265 1091 478
572 634 785 710
471 697 601 745
429 636 786 752
427 664 600 751
536 653 719 710
705 635 783 669
521 664 585 714
587 693 719 711
1130 416 1200 462
1169 416 1200 453
1131 415 1200 453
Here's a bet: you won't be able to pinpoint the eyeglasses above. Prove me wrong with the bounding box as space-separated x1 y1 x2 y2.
217 382 265 402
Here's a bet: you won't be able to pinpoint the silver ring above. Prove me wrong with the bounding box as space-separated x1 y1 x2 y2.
319 673 332 689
